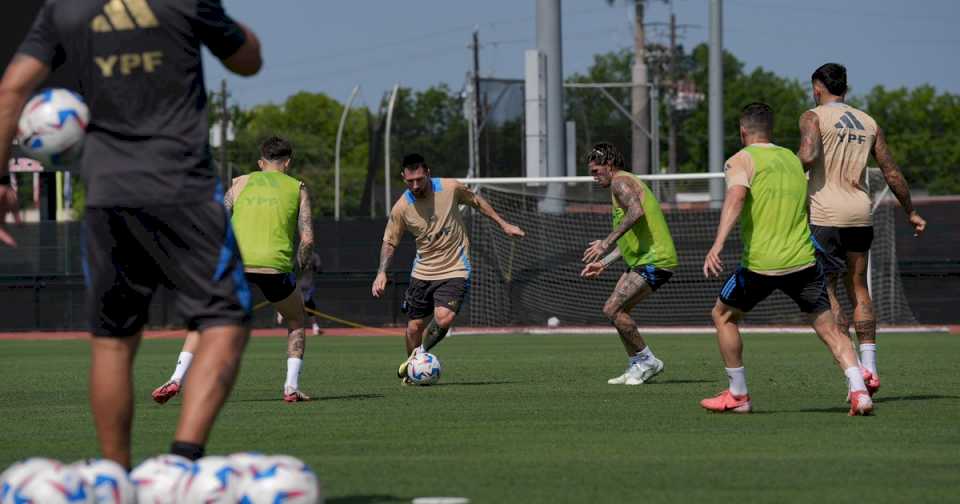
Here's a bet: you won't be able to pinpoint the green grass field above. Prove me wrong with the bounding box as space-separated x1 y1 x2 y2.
1 332 958 503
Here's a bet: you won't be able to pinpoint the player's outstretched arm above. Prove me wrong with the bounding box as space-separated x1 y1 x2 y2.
296 185 314 271
797 111 822 171
583 177 645 264
873 127 926 236
456 183 525 237
704 186 747 278
0 54 49 246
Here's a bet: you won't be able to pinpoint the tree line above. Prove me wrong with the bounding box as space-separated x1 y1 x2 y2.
174 44 960 217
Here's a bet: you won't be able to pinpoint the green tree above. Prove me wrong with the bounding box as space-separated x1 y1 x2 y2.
863 85 960 195
229 91 369 217
679 43 808 173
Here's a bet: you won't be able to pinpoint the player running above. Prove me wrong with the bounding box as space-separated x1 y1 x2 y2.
371 154 525 383
798 63 926 395
580 142 677 385
0 1 262 466
702 103 873 416
153 136 315 403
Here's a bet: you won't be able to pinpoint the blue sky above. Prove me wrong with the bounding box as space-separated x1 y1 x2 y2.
204 0 960 108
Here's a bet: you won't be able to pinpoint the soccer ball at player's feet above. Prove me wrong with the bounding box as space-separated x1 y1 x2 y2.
406 352 442 386
16 88 89 169
71 458 135 504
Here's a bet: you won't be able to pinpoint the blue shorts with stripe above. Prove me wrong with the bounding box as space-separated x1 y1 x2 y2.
718 264 829 314
83 201 252 337
629 264 673 292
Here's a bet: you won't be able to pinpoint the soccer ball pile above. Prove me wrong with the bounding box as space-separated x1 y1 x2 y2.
0 453 322 503
407 352 442 385
16 88 89 168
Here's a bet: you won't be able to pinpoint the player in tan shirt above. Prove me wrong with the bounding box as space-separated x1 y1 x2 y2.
372 154 525 382
798 63 927 395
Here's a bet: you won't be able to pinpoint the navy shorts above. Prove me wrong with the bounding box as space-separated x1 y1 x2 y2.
809 225 874 274
630 265 673 291
246 272 297 303
718 264 829 314
83 202 251 337
402 277 469 320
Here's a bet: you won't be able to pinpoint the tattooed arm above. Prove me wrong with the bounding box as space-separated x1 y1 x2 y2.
872 127 926 235
296 184 314 271
583 176 645 264
223 176 247 216
373 206 405 298
580 248 623 279
797 111 822 171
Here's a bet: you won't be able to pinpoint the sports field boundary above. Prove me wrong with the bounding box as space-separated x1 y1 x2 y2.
0 324 954 341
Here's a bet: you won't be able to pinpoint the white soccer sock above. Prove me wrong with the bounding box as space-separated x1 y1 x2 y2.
845 366 867 392
170 352 193 382
632 346 655 365
725 367 748 396
860 343 877 374
285 358 303 390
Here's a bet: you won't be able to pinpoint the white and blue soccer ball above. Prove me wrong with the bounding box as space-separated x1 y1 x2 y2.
407 352 442 385
70 459 135 504
1 457 63 503
234 456 321 504
228 452 268 480
177 455 241 504
16 88 89 168
5 464 92 504
130 454 195 504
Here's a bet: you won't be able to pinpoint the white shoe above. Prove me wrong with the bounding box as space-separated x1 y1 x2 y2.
607 357 664 385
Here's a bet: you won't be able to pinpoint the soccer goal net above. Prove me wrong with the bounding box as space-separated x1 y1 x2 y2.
460 169 916 327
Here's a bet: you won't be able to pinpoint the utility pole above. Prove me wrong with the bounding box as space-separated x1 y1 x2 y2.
632 0 649 174
219 79 230 186
472 29 482 177
668 13 678 177
708 0 724 205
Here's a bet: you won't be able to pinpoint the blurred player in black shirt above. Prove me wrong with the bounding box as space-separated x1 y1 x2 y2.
0 0 262 467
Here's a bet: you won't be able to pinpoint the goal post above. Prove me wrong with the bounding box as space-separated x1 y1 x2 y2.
456 171 915 328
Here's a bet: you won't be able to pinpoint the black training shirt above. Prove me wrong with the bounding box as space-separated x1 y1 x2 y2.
17 0 246 207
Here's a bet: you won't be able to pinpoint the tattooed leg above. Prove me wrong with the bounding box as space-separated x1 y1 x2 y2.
602 271 654 356
825 273 850 337
287 328 306 359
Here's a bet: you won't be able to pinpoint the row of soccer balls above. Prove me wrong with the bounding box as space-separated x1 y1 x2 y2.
0 452 321 503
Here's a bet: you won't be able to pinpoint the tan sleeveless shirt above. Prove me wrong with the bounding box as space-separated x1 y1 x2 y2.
808 102 878 227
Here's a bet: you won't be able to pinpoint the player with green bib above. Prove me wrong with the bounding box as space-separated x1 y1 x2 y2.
581 142 678 385
153 137 316 403
701 103 872 416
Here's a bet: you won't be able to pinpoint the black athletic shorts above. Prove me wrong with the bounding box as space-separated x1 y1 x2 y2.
246 272 297 303
718 264 829 314
809 225 874 274
402 277 470 320
630 264 673 291
83 201 251 337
